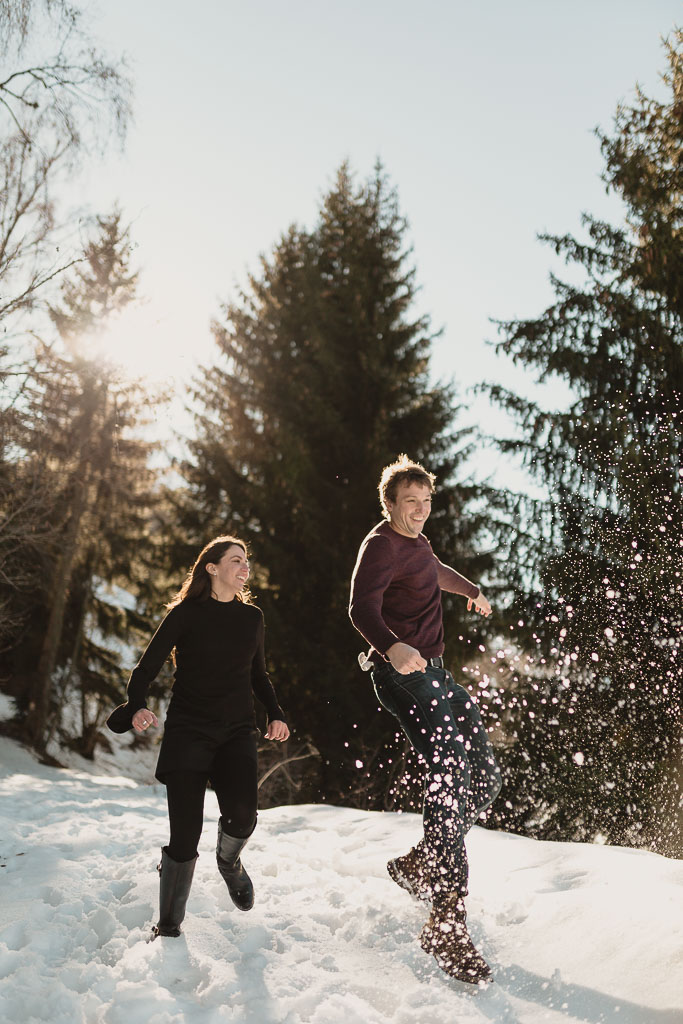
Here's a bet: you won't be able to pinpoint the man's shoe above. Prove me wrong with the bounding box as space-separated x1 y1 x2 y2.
387 843 433 902
420 894 493 985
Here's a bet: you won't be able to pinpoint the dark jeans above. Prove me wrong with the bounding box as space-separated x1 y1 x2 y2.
372 662 501 896
165 730 258 862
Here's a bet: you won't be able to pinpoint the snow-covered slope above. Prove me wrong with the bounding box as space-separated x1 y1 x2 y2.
0 734 681 1024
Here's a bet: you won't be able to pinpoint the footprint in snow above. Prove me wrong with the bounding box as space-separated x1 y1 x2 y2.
37 885 63 907
495 902 528 926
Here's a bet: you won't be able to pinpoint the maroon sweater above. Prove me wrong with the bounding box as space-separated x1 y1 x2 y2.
349 521 479 661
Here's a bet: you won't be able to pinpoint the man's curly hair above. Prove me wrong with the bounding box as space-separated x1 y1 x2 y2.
378 454 436 519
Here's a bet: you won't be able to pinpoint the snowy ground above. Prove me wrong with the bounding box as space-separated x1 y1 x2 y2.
1 733 682 1024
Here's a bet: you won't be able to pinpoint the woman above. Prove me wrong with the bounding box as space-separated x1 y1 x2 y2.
107 535 289 938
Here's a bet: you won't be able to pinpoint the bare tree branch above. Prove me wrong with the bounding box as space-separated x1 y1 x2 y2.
258 742 319 789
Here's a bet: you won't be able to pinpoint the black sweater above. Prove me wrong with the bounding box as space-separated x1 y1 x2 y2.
107 597 285 734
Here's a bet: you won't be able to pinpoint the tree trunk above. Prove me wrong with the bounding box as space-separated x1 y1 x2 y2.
27 464 92 749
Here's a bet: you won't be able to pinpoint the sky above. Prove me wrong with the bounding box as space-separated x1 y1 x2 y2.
1 724 682 1024
69 0 681 470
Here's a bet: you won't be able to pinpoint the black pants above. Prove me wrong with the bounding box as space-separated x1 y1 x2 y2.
165 730 258 862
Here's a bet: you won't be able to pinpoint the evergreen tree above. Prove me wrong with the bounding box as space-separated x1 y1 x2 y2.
484 34 682 855
179 164 494 803
0 0 132 656
0 352 58 651
6 213 165 755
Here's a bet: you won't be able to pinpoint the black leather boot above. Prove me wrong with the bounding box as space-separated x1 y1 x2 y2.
216 818 254 911
153 847 197 938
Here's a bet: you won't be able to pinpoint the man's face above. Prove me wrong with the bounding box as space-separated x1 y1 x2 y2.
386 480 432 538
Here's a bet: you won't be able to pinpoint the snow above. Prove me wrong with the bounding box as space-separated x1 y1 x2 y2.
1 732 682 1024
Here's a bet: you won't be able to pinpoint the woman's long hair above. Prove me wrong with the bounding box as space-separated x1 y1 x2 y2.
166 535 253 608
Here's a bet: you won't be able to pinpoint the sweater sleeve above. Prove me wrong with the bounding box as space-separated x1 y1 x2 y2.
434 556 480 600
106 604 184 734
250 612 286 723
348 532 401 656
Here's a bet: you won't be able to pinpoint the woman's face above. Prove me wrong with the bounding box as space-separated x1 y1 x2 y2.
208 545 250 595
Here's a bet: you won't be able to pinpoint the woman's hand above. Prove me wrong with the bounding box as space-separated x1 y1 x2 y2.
132 709 159 733
266 719 290 742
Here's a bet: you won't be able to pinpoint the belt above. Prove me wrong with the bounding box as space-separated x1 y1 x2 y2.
358 652 444 671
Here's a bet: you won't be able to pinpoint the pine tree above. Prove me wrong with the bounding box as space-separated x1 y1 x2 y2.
0 0 132 655
484 34 682 855
179 164 494 803
8 213 165 754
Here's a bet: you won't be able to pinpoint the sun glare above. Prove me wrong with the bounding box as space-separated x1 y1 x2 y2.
88 303 199 384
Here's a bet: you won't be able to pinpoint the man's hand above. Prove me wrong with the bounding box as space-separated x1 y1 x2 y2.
386 642 427 674
266 720 290 742
467 592 492 617
132 709 159 733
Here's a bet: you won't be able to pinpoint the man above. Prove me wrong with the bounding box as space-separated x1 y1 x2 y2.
349 455 501 984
